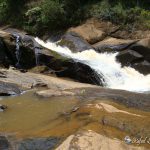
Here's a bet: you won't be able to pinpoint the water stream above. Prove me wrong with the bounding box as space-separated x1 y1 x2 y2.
34 47 40 65
35 38 150 92
13 34 21 68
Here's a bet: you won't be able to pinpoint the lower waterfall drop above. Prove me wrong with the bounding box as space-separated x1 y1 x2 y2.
35 38 150 92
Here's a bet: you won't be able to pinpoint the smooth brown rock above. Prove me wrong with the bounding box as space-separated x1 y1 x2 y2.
69 18 119 44
36 89 75 98
111 30 150 40
56 130 147 150
93 37 137 52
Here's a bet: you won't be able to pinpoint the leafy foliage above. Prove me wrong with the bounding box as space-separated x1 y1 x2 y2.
0 0 149 33
0 0 9 24
41 0 65 28
88 0 150 30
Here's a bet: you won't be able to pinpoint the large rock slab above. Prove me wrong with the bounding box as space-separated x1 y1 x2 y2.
34 49 104 85
130 38 150 62
69 18 119 44
56 130 147 150
36 89 75 98
116 49 143 66
132 61 150 75
93 37 137 52
69 19 105 44
0 68 95 91
0 30 103 85
0 30 36 68
0 81 22 96
55 61 104 86
0 38 10 68
58 31 93 52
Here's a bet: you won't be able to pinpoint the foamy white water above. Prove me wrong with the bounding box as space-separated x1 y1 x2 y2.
35 38 150 92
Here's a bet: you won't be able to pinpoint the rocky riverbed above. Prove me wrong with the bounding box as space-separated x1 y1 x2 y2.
0 18 150 150
0 68 149 150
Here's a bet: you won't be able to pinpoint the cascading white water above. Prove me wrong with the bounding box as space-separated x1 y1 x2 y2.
14 34 21 67
35 38 150 92
34 47 40 65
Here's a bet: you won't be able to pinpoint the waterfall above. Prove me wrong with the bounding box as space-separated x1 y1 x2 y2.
13 34 21 68
35 38 150 92
34 47 40 65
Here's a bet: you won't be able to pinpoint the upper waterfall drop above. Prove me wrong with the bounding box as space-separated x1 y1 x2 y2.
35 37 150 92
13 34 21 68
34 47 40 66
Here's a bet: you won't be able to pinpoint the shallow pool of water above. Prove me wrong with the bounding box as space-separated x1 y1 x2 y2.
0 91 79 138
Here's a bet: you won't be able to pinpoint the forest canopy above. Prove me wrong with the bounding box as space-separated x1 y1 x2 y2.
0 0 149 34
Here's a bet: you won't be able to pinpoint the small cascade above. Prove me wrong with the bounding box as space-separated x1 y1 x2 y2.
34 47 40 66
13 34 21 68
35 38 150 92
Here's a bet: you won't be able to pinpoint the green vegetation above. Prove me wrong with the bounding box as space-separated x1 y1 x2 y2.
88 0 150 30
0 0 149 35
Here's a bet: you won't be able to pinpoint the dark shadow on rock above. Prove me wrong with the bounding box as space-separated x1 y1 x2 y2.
132 61 150 75
0 81 22 96
18 137 61 150
116 49 143 66
58 32 93 52
0 136 10 150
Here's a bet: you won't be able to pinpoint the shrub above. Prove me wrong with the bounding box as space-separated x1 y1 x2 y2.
0 0 9 24
25 7 42 24
24 6 42 34
41 0 65 29
88 1 150 30
0 0 150 34
111 2 127 24
140 9 150 29
62 0 85 25
89 0 111 19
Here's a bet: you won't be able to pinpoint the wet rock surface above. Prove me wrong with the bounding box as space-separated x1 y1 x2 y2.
36 89 75 98
0 104 7 112
116 49 143 66
0 68 95 92
55 61 104 86
0 136 10 150
0 30 103 85
58 32 93 52
129 38 150 63
0 78 149 150
0 68 149 111
132 60 150 75
0 81 22 96
0 30 35 68
55 100 150 148
18 137 61 150
79 88 150 111
67 19 150 75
